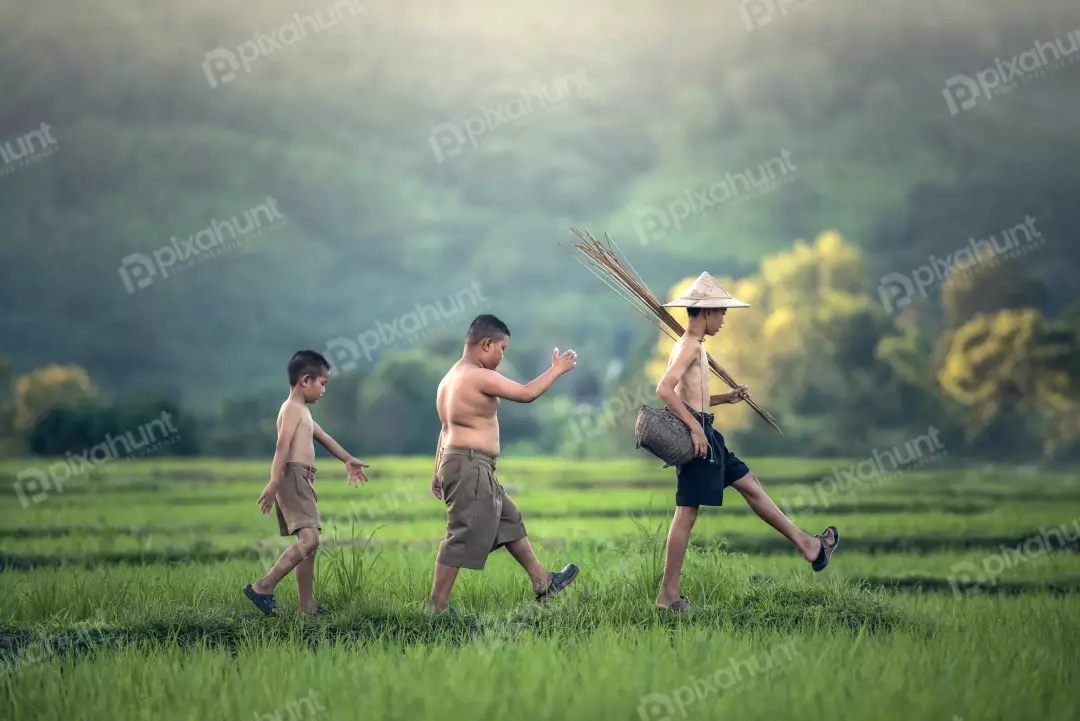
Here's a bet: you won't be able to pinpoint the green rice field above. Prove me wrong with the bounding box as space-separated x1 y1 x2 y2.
1 455 1078 720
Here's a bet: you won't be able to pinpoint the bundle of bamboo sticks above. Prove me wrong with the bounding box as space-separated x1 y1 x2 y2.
562 228 783 435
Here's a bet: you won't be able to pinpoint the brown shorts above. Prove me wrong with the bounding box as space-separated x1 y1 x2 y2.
275 462 321 536
436 447 527 571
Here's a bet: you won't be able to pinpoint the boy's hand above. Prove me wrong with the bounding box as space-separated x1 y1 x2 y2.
727 385 750 404
257 482 278 514
690 425 709 458
431 474 443 500
551 347 577 375
345 457 369 486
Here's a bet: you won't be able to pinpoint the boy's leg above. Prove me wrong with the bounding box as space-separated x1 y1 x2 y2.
657 505 698 608
295 541 318 612
730 473 822 561
252 527 320 595
505 537 557 595
426 561 460 613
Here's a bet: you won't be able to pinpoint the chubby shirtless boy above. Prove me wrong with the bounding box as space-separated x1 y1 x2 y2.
243 350 369 616
426 314 580 614
653 273 839 613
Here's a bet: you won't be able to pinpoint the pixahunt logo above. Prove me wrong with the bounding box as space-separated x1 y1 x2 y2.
877 215 1044 314
118 197 285 294
947 516 1080 599
202 0 366 88
739 0 814 32
777 427 945 516
0 122 59 177
324 282 489 372
943 30 1080 115
637 641 801 720
566 380 656 445
633 150 798 246
428 69 593 163
13 412 181 509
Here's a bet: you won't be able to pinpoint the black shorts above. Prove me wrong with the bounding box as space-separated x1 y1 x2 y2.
675 411 750 507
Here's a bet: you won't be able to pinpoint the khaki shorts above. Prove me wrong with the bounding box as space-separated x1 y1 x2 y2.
436 447 527 570
275 462 321 536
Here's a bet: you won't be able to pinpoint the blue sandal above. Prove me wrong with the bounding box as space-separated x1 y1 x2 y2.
811 527 839 572
536 564 580 602
243 584 277 616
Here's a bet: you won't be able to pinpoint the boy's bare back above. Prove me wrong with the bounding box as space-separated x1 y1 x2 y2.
437 361 501 456
277 398 316 466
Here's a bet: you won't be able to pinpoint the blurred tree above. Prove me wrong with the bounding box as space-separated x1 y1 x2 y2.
0 354 14 439
26 394 201 457
116 394 202 456
940 252 1047 331
1064 298 1080 335
355 348 453 455
206 390 281 458
938 309 1080 456
314 368 367 452
15 365 99 435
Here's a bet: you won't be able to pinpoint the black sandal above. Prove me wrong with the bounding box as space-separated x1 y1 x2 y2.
243 584 277 616
811 526 840 572
536 564 580 602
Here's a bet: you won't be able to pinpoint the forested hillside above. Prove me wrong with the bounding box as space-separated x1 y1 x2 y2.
2 0 1078 457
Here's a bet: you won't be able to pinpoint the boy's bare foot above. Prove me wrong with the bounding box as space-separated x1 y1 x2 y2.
797 534 823 562
251 579 274 595
424 601 458 617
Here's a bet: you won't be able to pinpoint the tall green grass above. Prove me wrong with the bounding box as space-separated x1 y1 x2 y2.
1 458 1078 720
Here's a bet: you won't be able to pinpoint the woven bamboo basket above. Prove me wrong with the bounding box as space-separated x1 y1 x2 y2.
634 405 698 467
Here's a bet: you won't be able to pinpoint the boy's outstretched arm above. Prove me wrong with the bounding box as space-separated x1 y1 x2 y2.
258 405 301 514
475 347 577 403
313 421 369 486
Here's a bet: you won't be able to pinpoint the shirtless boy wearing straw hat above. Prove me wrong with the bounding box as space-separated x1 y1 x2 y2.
653 273 839 613
425 314 580 615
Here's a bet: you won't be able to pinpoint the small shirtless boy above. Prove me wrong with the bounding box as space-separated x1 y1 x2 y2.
653 273 839 612
243 350 369 616
426 314 580 614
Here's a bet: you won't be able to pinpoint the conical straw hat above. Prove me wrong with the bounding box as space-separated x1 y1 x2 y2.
662 272 750 308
